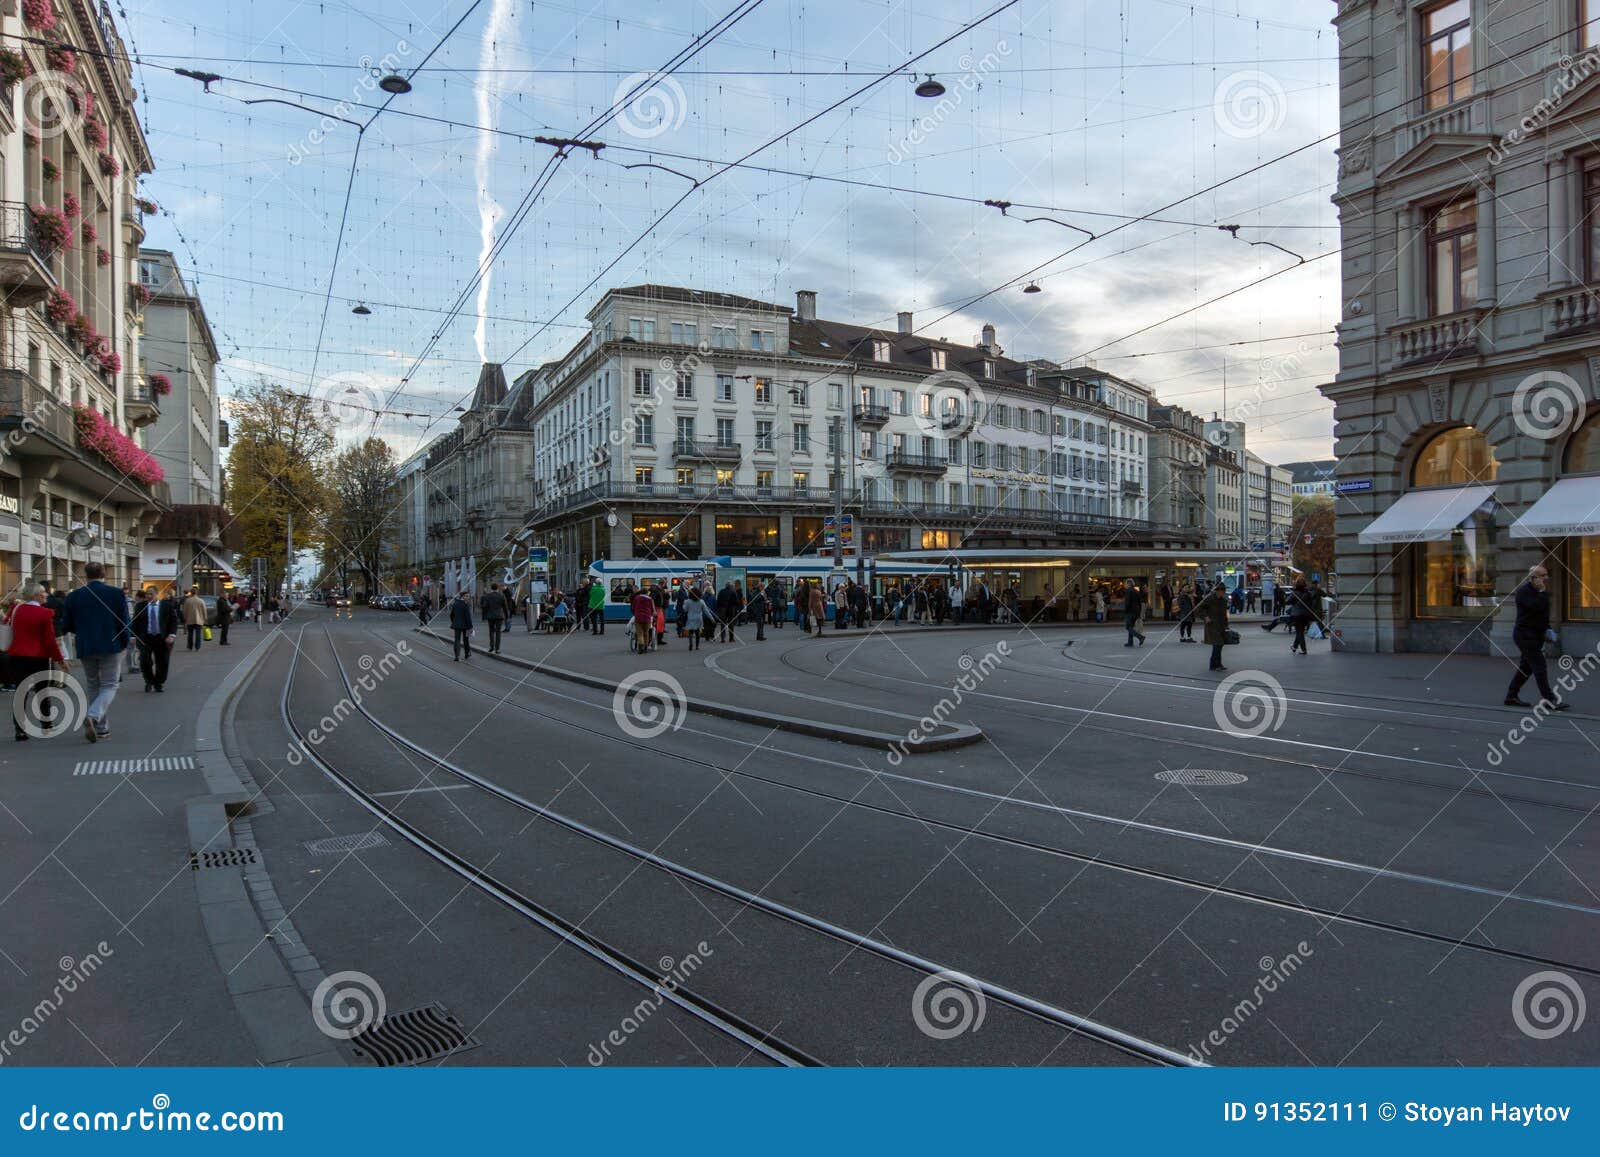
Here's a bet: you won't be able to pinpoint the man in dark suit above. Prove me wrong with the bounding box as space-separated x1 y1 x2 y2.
449 592 474 661
479 582 508 654
1505 563 1569 710
130 587 178 692
1122 579 1146 647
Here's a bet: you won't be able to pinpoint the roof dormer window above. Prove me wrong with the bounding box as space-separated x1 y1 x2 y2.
873 340 892 362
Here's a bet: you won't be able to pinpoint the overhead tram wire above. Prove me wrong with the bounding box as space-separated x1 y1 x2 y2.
380 0 772 423
478 0 1030 411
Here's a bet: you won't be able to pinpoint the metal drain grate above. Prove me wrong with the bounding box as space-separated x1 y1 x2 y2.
349 1004 479 1067
188 848 259 870
304 832 391 856
74 756 197 776
1155 768 1249 787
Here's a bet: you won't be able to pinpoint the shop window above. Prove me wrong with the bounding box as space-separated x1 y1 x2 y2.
1566 412 1600 620
1411 427 1498 618
1411 425 1497 487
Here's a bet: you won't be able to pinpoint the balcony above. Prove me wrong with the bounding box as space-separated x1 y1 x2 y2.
1544 286 1600 338
673 438 742 462
939 409 968 431
125 379 160 428
885 451 948 475
1122 479 1142 496
853 402 890 427
0 202 57 309
1389 309 1484 366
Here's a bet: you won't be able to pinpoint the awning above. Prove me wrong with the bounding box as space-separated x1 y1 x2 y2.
1510 476 1600 539
1357 484 1495 545
197 548 242 580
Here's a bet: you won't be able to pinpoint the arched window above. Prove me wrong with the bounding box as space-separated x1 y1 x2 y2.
1411 425 1498 487
1564 411 1600 476
1412 426 1497 618
1565 411 1600 621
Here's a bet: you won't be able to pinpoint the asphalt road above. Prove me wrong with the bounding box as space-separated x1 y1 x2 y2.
228 607 1600 1065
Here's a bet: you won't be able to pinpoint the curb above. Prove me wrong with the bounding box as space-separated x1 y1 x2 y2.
188 631 348 1066
412 626 983 753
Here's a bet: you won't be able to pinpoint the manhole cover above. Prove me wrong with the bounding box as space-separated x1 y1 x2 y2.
350 1004 479 1067
1155 769 1248 787
304 832 391 856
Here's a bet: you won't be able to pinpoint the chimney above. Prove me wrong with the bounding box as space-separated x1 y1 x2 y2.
980 323 997 351
897 311 913 334
795 289 816 322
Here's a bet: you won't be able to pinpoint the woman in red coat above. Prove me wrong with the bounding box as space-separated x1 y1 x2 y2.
9 584 65 740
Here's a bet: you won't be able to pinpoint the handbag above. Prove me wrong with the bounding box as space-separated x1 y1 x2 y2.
1223 629 1241 646
203 626 213 641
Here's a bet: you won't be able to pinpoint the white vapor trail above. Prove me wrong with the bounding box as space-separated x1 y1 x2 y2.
473 0 515 363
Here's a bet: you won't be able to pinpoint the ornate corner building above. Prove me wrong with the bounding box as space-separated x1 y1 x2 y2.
1327 0 1600 653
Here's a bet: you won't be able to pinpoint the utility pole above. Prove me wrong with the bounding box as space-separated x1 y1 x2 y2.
832 412 844 572
285 509 292 609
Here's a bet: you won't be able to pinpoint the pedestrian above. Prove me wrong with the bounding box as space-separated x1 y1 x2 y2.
1287 578 1315 656
1093 587 1106 623
851 580 869 630
587 577 607 635
1159 581 1174 622
766 579 785 629
1198 580 1231 672
131 586 178 692
747 581 768 641
631 585 656 651
1505 563 1569 709
479 581 507 654
215 592 232 645
808 579 826 637
716 581 741 643
795 580 811 633
683 582 706 650
700 585 718 642
1122 579 1146 647
1177 581 1196 642
8 584 64 741
949 582 964 624
44 583 68 639
61 562 129 741
448 591 474 660
180 588 208 652
418 595 432 628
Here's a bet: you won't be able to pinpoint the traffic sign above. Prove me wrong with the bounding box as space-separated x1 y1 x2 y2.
1335 478 1373 494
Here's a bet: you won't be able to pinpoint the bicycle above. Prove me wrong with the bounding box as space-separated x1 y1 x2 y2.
628 620 656 653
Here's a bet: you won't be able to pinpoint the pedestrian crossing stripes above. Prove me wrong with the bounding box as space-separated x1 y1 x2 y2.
72 756 199 776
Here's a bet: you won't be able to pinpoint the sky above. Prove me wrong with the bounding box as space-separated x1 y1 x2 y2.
125 0 1342 464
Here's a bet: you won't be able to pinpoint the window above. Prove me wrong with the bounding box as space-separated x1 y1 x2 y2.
717 417 736 447
1587 0 1600 49
793 471 810 494
715 468 736 490
749 329 774 352
947 440 962 466
669 321 697 345
793 422 810 453
635 467 654 485
918 394 933 419
993 404 1009 428
755 377 773 404
712 325 736 349
983 361 994 379
634 415 654 446
676 466 695 492
1567 414 1600 619
716 373 735 401
949 482 963 505
1586 160 1600 283
1410 426 1498 619
1053 414 1065 436
755 420 774 451
676 416 695 446
1411 425 1498 487
633 514 699 559
716 515 779 555
791 382 808 407
827 423 841 456
828 383 844 409
1422 0 1472 111
931 349 946 370
972 443 987 469
872 340 891 362
1070 418 1082 439
1427 196 1478 315
994 445 1010 471
676 372 693 399
859 432 877 458
891 432 906 454
1034 410 1046 434
633 368 653 397
627 317 656 342
756 469 774 494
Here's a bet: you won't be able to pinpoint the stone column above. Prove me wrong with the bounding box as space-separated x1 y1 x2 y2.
1396 206 1417 322
1549 155 1572 288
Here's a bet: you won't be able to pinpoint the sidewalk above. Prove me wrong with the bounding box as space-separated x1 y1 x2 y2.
0 623 281 1065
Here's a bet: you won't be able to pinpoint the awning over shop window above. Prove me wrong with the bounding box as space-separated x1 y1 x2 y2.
1357 484 1495 545
1510 476 1600 539
197 548 242 580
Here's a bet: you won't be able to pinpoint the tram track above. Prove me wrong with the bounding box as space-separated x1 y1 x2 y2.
302 625 1190 1066
378 625 1600 981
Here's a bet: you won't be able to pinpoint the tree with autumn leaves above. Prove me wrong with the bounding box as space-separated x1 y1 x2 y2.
1290 495 1336 580
320 437 398 598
